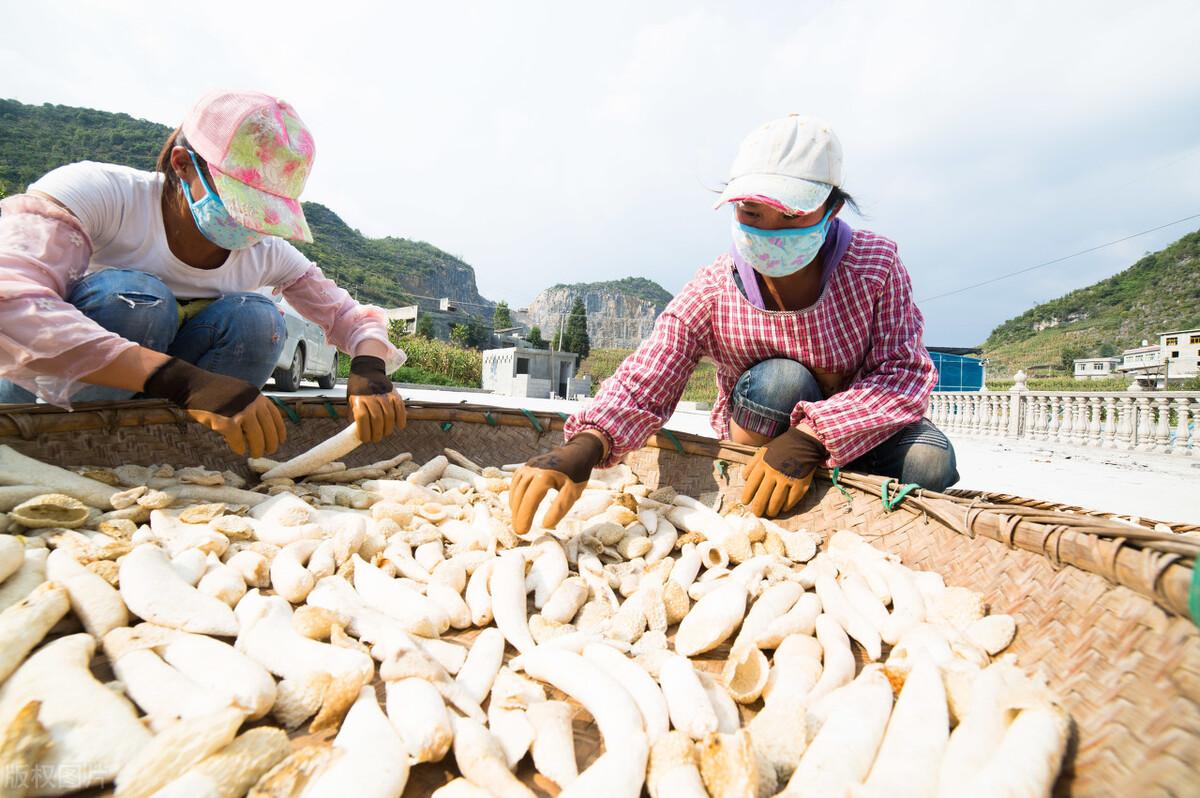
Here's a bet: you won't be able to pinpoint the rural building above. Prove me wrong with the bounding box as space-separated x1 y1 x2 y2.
482 347 592 399
1159 328 1200 381
927 347 985 391
383 300 493 344
493 326 531 348
1073 357 1122 380
1119 341 1164 387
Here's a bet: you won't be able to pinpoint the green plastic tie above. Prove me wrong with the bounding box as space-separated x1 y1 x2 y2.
440 421 453 432
519 408 544 433
269 396 301 424
1189 552 1200 629
830 467 855 504
716 459 729 478
880 478 920 512
322 401 339 420
484 411 497 427
556 412 569 421
661 428 685 455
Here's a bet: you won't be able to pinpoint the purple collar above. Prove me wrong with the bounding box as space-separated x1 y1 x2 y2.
732 217 853 310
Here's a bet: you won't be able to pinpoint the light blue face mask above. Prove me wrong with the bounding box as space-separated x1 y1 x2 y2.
731 206 834 278
180 150 266 250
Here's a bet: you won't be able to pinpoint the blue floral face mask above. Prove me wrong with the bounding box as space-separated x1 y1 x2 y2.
179 150 266 250
731 206 833 278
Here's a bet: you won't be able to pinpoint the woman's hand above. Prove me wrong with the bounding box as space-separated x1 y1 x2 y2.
740 425 828 517
347 355 406 443
141 356 286 458
188 395 286 458
509 432 606 535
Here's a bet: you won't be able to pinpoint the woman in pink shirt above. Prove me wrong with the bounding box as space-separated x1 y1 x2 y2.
510 115 958 532
0 90 406 457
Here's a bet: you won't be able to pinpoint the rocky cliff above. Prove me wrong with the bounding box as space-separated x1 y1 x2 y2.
298 203 494 318
521 278 673 349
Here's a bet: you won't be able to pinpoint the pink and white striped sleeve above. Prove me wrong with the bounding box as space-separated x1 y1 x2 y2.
792 253 937 466
278 264 406 371
565 269 715 467
0 194 137 406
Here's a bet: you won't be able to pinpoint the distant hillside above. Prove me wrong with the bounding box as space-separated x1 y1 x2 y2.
0 98 491 314
526 278 673 350
549 277 673 307
982 229 1200 375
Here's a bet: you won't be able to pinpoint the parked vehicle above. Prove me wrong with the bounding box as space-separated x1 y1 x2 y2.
269 296 339 391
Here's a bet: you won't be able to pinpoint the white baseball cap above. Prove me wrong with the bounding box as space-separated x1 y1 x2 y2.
714 114 843 214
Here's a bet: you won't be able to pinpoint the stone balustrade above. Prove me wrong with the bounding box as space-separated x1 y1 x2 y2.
926 371 1198 456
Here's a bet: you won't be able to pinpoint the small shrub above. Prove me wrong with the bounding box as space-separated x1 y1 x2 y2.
393 334 483 387
578 348 718 405
337 334 483 387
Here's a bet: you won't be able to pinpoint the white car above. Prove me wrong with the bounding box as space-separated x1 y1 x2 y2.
269 296 339 391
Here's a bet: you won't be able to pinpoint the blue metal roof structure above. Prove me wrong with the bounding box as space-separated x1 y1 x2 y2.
927 348 984 392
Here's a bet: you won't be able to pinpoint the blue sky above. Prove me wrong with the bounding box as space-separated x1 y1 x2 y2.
5 0 1199 345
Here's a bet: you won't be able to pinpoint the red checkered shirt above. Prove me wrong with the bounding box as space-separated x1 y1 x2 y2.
564 229 937 467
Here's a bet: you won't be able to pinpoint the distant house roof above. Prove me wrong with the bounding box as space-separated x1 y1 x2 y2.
927 346 983 356
1074 357 1121 364
1123 345 1160 354
1158 328 1200 336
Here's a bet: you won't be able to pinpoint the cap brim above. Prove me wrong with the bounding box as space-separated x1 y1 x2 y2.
713 174 833 214
209 168 313 243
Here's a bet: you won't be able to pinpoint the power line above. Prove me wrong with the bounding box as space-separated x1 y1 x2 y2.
1111 148 1200 192
916 213 1200 305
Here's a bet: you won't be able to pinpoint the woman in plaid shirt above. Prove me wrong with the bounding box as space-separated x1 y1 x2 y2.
510 116 958 533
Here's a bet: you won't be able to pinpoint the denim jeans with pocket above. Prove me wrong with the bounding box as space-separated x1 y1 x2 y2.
729 357 959 491
0 269 286 403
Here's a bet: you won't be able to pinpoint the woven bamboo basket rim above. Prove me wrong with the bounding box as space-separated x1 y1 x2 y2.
2 398 1197 625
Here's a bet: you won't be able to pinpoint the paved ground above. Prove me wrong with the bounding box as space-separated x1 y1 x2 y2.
271 380 1199 526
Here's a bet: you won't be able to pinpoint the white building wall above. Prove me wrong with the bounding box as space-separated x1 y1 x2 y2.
1159 330 1200 379
1073 358 1121 380
482 347 579 398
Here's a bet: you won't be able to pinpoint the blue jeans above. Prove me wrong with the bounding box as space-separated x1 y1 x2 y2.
0 269 286 403
730 357 960 491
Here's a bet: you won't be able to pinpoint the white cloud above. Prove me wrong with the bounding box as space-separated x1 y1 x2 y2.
3 0 1198 344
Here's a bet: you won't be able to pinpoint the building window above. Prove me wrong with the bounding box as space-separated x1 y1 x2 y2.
1093 363 1103 370
515 357 529 375
1165 337 1178 346
1191 335 1200 345
1171 351 1179 359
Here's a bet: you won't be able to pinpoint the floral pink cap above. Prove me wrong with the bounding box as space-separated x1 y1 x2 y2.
182 90 315 242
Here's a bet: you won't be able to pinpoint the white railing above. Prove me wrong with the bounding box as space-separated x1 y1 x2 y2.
927 372 1198 456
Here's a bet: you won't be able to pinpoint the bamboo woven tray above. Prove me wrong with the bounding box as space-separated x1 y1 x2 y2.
2 399 1198 797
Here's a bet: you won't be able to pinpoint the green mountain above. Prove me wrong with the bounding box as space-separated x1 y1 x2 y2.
0 98 490 313
982 229 1200 375
550 276 673 307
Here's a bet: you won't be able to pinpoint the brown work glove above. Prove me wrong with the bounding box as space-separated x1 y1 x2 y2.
741 426 828 518
143 357 285 458
347 355 407 443
509 433 606 535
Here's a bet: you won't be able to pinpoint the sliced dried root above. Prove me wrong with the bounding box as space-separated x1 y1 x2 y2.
385 677 453 763
0 634 151 793
0 700 51 797
0 581 70 684
10 492 89 529
261 424 363 481
647 731 707 798
114 706 245 798
300 686 411 798
151 727 291 798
